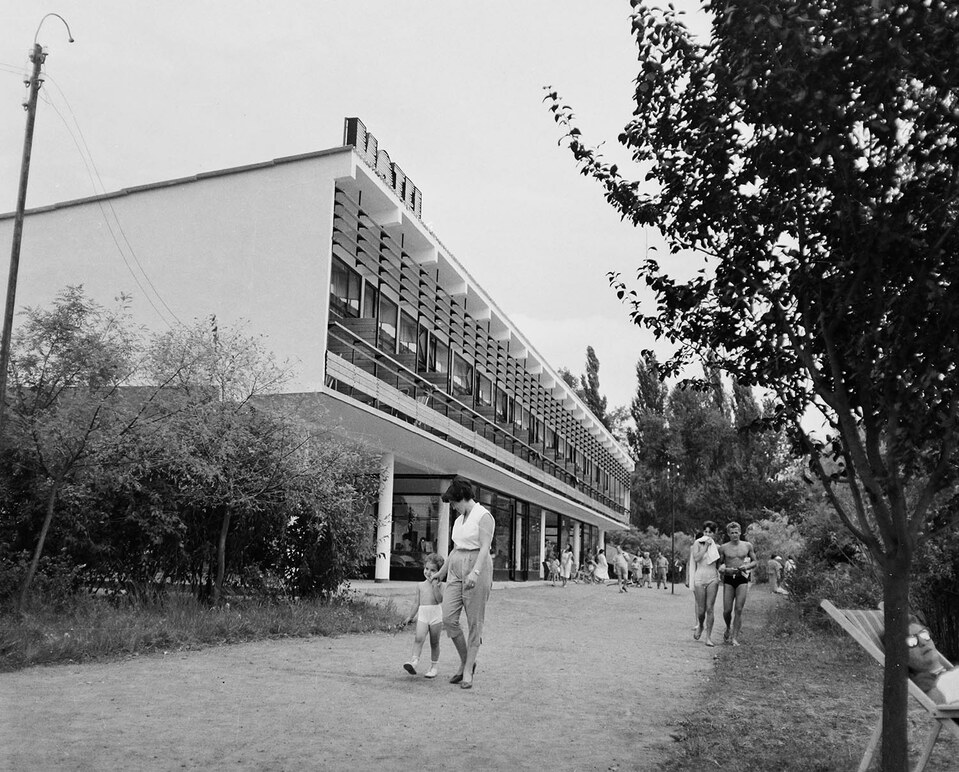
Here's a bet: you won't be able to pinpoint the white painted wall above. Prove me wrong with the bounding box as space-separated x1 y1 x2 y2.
0 149 353 393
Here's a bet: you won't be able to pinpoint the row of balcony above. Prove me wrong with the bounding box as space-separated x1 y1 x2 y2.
325 321 629 523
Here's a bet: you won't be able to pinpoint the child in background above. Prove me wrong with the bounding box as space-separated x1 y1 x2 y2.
403 553 445 678
548 555 562 585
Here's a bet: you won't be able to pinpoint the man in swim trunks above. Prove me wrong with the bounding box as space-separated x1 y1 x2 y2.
719 522 757 646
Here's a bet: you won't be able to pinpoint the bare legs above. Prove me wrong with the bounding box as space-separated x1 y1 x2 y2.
722 582 749 645
693 580 720 646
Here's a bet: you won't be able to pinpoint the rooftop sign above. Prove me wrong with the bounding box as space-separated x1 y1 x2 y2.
343 117 423 219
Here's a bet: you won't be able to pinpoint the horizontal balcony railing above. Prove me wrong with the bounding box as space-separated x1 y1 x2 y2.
325 321 628 524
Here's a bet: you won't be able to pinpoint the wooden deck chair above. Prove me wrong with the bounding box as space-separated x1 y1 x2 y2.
820 599 959 771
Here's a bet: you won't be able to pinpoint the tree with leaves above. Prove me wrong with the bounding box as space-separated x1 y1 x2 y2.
145 319 296 604
4 287 149 609
547 1 959 766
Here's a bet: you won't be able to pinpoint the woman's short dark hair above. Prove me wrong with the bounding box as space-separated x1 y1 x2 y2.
442 476 475 503
702 520 718 533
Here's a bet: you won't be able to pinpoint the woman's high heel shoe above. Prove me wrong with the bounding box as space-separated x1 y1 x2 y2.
460 662 477 689
451 662 477 686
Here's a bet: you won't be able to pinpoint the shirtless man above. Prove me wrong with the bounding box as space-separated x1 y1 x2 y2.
719 522 757 646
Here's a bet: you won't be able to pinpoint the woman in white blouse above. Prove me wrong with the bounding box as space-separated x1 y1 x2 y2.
430 477 495 690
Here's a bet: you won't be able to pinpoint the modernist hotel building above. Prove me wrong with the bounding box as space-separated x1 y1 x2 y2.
0 118 633 581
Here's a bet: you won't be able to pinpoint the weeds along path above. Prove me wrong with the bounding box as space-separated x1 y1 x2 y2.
1 581 721 771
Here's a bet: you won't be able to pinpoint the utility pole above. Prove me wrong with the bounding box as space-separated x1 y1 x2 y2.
0 16 74 439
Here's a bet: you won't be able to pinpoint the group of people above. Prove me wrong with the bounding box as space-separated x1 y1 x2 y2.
544 546 673 591
685 520 757 647
766 554 796 595
398 478 796 690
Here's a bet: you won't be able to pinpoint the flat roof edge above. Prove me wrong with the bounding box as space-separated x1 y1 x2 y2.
0 145 352 221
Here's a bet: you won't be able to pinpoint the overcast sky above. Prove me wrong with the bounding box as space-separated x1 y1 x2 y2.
1 1 709 410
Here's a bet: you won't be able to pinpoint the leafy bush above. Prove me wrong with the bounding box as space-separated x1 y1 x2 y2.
786 557 881 621
911 527 959 660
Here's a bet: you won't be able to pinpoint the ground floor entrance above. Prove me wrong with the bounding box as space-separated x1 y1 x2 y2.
367 473 609 582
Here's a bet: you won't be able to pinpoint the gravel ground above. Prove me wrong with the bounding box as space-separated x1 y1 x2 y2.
1 579 722 771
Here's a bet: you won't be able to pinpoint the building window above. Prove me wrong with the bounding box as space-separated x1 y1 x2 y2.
451 353 474 399
495 386 509 423
513 400 526 435
330 256 361 318
399 311 417 357
416 324 430 372
476 373 493 407
362 280 378 319
430 336 449 374
378 294 398 353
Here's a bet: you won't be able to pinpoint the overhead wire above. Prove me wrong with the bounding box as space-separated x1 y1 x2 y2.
40 73 184 328
38 88 177 329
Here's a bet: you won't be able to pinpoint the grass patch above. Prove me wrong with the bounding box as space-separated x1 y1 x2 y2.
658 591 958 772
0 589 402 672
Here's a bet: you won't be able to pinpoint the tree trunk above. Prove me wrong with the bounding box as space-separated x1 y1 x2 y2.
213 507 231 606
880 548 912 772
18 478 63 611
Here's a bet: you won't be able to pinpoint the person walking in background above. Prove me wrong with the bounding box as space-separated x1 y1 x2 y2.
686 521 721 647
613 546 631 592
718 522 757 646
594 548 609 584
655 552 669 589
430 477 494 690
640 552 653 588
560 545 574 588
767 555 785 594
402 553 445 678
630 552 643 587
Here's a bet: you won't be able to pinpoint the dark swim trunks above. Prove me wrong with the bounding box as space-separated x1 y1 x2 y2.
724 573 750 588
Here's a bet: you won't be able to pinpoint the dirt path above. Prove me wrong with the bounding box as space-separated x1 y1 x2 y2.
1 580 735 771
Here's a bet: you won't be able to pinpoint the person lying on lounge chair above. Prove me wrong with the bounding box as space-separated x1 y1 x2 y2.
899 620 959 708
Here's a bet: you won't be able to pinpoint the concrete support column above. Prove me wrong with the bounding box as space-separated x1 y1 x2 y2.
437 500 451 558
374 452 395 583
539 509 547 579
573 522 582 569
598 528 606 554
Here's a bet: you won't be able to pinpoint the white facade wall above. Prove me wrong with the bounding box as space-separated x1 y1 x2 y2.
0 149 352 394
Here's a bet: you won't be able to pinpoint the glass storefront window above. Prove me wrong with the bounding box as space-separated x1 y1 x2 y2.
490 492 513 572
528 506 542 576
391 495 441 575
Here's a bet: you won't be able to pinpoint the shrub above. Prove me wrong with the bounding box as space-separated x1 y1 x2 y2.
786 556 881 621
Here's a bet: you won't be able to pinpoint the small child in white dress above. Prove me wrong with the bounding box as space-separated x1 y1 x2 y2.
403 553 445 678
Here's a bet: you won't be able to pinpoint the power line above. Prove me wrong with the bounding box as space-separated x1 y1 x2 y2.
43 75 184 327
38 89 176 329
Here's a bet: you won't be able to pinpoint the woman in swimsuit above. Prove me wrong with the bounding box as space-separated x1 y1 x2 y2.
685 520 721 647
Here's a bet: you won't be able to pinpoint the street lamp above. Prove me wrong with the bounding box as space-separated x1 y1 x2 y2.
669 458 676 595
0 14 74 437
664 417 676 594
